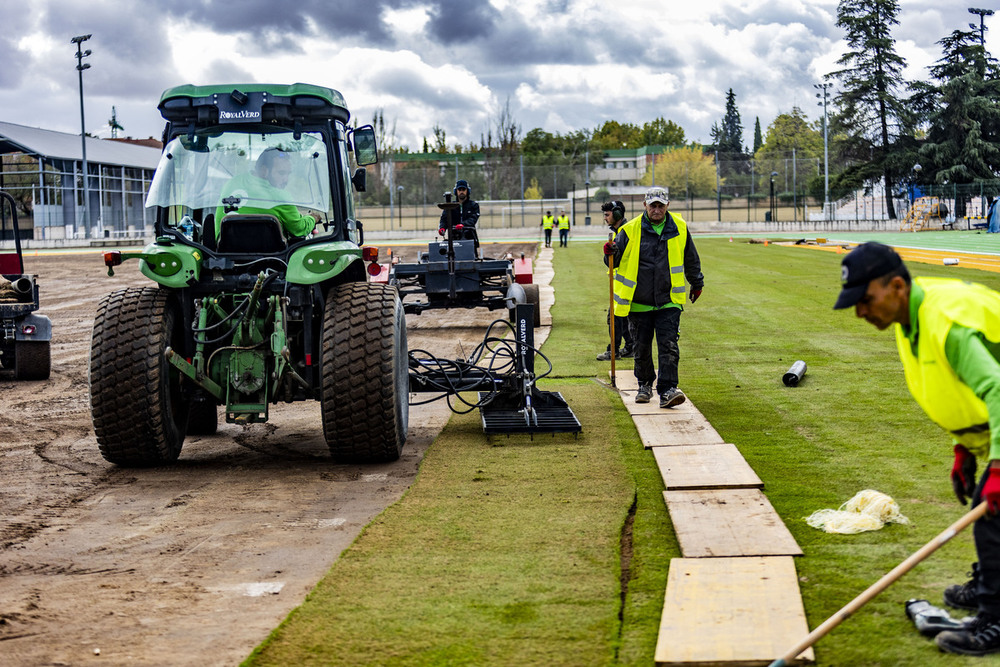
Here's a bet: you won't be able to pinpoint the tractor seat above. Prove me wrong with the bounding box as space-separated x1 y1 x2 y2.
216 214 286 254
0 252 23 276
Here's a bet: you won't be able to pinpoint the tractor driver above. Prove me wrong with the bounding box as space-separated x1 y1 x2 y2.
439 179 480 241
216 147 320 240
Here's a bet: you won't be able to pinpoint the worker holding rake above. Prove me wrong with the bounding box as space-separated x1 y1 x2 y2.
835 242 1000 656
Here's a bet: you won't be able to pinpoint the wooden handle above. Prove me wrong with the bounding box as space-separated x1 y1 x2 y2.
608 232 616 386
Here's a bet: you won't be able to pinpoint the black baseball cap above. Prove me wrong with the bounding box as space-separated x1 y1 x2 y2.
833 242 903 310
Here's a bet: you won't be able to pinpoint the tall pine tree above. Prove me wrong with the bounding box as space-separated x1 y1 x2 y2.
911 28 1000 212
830 0 913 219
710 88 745 157
753 117 763 154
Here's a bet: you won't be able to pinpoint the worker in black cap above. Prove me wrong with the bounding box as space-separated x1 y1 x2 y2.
834 241 1000 656
439 179 480 241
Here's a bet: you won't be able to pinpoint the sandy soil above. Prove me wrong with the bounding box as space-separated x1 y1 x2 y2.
0 241 540 666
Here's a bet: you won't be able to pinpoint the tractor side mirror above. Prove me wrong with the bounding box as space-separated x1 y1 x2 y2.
351 167 367 192
351 125 378 166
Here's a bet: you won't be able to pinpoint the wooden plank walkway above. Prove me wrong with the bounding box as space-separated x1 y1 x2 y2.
655 557 814 666
608 371 812 665
664 489 802 558
652 444 763 491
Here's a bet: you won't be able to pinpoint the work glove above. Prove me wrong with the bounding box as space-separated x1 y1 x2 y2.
983 467 1000 515
690 289 703 303
603 241 617 256
438 227 446 237
952 444 977 505
455 224 464 232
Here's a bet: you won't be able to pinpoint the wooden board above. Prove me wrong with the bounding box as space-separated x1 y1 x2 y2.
664 488 802 558
633 414 725 448
652 444 763 490
655 556 814 666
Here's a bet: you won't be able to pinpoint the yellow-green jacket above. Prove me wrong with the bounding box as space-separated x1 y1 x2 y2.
557 214 570 230
895 277 1000 459
541 215 555 230
608 212 702 317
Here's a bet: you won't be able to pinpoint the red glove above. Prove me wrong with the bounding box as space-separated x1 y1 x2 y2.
983 467 1000 515
603 241 617 256
690 289 703 303
438 228 446 236
952 444 977 505
455 224 464 231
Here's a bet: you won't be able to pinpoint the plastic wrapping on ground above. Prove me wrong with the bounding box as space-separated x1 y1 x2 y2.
805 489 910 534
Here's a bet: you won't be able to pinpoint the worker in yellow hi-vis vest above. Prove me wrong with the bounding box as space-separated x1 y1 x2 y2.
557 210 570 247
602 186 704 409
540 211 554 248
834 242 1000 657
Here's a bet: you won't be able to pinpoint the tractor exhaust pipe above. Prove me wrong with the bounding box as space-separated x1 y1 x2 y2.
11 277 33 295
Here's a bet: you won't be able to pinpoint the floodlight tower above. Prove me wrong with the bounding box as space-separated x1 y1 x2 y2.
969 8 994 47
814 82 833 220
72 34 92 239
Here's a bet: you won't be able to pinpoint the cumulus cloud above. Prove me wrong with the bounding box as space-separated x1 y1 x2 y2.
0 0 996 151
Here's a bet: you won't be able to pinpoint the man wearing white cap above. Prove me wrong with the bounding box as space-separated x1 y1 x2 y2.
603 186 704 408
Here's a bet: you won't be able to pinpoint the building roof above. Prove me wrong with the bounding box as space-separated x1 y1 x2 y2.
0 120 162 170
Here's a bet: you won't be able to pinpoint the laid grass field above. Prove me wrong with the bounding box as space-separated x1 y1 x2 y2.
246 238 1000 666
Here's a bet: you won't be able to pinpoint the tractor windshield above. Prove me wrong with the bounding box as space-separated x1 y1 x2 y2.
146 129 332 222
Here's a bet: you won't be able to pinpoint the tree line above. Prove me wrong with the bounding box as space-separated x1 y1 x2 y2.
379 0 999 217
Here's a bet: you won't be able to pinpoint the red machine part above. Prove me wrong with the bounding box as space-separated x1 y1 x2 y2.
513 255 533 285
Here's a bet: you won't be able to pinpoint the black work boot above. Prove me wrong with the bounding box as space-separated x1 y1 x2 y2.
944 563 980 612
659 387 686 409
936 612 1000 656
635 384 652 404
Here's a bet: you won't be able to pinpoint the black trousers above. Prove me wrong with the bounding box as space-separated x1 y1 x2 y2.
628 307 681 394
973 470 1000 615
606 310 634 352
543 228 552 246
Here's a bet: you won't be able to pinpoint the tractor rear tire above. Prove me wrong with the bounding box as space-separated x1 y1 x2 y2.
14 340 50 380
321 282 408 463
90 287 189 466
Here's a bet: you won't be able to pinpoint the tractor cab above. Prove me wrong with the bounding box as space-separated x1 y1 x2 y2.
144 84 376 257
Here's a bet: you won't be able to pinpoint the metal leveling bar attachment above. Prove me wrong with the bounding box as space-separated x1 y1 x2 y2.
768 502 988 666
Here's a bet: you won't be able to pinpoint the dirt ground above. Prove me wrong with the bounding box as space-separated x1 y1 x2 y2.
0 241 539 666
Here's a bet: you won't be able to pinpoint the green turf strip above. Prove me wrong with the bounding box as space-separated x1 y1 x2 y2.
247 239 1000 666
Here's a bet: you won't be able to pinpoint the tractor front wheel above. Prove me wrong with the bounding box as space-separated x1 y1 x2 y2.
321 282 408 463
90 287 189 466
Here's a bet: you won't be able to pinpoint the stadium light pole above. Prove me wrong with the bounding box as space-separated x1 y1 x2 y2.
969 8 994 47
814 82 833 221
397 185 404 228
72 34 92 239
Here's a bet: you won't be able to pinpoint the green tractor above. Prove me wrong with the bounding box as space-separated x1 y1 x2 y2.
90 83 407 466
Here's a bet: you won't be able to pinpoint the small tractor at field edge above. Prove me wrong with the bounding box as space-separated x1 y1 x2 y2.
0 190 51 380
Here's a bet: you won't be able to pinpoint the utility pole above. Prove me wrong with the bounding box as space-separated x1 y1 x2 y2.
969 8 994 47
72 34 92 239
814 82 832 220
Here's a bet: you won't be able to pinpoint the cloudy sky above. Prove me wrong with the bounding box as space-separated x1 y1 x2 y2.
1 0 997 151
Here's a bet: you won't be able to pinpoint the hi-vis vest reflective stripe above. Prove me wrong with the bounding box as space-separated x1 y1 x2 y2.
542 215 555 229
557 215 570 229
895 277 1000 457
612 213 687 317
